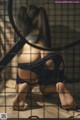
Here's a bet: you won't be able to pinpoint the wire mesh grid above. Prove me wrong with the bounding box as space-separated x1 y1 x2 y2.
0 0 80 119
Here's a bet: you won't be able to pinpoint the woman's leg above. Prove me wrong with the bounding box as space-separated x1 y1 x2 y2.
39 85 56 96
13 68 37 110
13 83 29 110
40 82 75 110
56 82 75 109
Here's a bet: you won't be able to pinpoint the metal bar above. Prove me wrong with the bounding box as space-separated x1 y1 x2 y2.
0 39 26 72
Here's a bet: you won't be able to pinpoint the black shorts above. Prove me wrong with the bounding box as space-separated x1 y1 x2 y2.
38 68 65 85
17 53 65 85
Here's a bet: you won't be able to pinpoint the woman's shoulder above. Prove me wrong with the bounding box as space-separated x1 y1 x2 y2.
36 41 46 47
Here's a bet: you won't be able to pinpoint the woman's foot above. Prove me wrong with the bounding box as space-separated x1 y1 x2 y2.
60 104 76 111
13 93 27 110
13 100 28 111
13 83 28 111
60 105 80 111
56 82 76 111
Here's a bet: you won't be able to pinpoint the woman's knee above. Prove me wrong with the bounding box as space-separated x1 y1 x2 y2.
56 82 64 92
16 83 29 93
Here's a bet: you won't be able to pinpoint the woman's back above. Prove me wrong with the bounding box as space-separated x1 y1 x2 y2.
18 42 41 63
17 41 47 81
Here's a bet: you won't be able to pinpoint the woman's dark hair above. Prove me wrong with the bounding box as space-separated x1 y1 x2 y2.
16 5 51 48
16 6 33 36
37 7 51 47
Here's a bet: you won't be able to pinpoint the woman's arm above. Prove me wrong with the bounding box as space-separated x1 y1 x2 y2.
38 42 49 58
39 42 55 69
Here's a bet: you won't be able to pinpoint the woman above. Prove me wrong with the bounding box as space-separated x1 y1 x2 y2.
13 5 75 111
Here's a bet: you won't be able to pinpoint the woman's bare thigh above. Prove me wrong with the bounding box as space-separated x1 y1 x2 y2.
18 68 38 84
